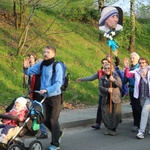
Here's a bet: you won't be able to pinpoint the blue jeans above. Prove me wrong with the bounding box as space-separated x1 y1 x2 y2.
40 123 47 134
139 97 150 132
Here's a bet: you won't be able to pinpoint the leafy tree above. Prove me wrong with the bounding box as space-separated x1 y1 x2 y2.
135 0 150 19
53 0 99 22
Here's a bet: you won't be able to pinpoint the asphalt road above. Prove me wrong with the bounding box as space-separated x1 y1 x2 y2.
38 118 150 150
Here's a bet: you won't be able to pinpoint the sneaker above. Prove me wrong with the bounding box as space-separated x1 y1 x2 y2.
104 130 111 135
136 131 144 139
48 145 60 150
132 126 139 132
108 130 117 136
59 130 64 143
91 123 100 130
36 133 48 139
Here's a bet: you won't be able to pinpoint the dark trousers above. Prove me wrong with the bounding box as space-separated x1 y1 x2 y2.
129 91 142 127
43 95 61 147
96 95 102 125
0 124 15 135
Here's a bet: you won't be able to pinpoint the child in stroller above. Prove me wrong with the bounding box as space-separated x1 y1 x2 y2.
0 97 28 144
0 91 46 150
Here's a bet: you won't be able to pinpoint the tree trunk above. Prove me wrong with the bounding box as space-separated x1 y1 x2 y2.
98 0 104 11
129 0 135 52
13 0 18 29
98 0 104 41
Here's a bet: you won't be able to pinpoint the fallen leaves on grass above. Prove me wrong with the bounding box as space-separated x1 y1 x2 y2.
62 102 88 110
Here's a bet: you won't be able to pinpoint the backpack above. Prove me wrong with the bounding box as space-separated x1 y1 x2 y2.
115 66 128 97
97 69 104 79
33 61 70 95
52 61 70 91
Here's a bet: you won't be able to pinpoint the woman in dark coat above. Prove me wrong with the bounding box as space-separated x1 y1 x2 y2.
99 63 122 135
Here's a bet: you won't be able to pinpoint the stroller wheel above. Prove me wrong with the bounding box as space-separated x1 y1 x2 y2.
7 143 23 150
28 140 43 150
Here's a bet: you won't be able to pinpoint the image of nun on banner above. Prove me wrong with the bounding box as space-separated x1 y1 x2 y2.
99 6 123 36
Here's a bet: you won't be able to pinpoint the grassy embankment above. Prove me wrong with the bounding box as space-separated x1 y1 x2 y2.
0 4 149 112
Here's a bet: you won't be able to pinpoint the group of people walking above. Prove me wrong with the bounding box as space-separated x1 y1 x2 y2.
76 51 150 139
1 45 149 150
23 48 150 150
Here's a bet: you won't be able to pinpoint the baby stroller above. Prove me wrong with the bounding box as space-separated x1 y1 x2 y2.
0 91 47 150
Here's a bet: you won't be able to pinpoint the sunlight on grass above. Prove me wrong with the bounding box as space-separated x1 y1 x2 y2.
0 2 149 106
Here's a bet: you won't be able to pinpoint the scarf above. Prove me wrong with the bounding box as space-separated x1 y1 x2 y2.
42 57 55 66
139 67 148 84
106 74 110 79
130 63 139 71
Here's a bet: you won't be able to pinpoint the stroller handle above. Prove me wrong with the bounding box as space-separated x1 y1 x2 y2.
24 90 47 95
29 90 47 95
32 90 47 103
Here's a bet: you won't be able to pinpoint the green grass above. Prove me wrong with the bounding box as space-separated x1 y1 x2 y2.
0 3 150 107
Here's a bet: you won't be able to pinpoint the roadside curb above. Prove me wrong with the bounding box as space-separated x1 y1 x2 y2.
60 118 95 129
60 103 132 129
60 113 132 129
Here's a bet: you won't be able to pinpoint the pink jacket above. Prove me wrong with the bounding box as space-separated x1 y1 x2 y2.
124 67 150 99
3 108 28 126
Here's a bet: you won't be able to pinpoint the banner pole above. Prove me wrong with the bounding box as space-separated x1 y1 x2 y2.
110 47 112 113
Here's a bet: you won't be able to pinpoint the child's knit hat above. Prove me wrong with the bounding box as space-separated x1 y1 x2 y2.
15 97 27 108
99 6 119 26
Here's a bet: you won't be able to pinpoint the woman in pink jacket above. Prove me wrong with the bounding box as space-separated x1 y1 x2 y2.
124 57 150 139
